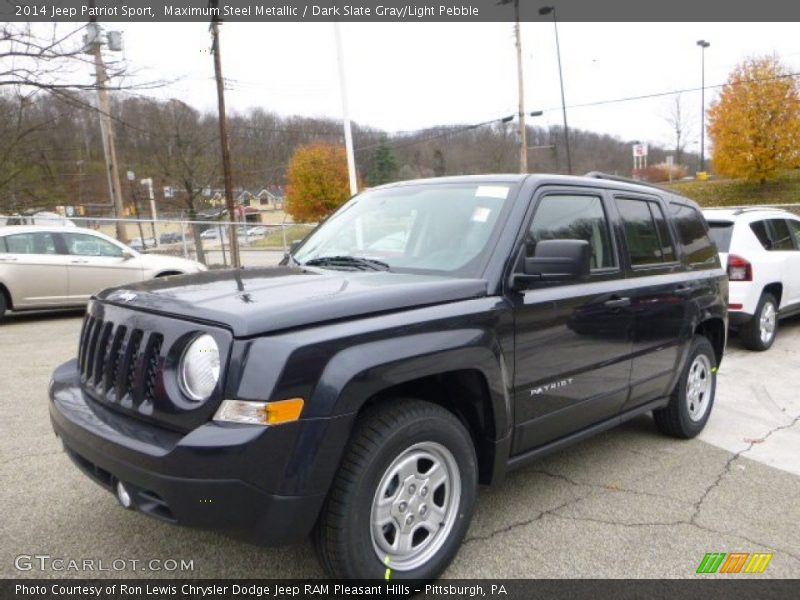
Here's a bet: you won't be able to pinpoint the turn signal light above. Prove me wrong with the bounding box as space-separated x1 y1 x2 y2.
213 398 304 426
727 255 752 281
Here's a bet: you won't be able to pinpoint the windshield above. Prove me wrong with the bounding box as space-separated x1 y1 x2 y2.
293 182 513 275
707 221 733 252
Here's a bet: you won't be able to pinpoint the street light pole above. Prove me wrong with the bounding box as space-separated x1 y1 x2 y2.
334 21 358 196
697 39 710 174
540 5 571 174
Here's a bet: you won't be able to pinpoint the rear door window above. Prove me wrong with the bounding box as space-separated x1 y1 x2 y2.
0 237 6 253
4 232 58 255
615 197 675 266
707 221 733 252
671 204 717 266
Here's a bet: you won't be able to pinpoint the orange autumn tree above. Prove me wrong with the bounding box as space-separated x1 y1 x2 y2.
708 55 800 184
285 144 357 221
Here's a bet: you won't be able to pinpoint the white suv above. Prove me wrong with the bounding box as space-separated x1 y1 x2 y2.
703 207 800 350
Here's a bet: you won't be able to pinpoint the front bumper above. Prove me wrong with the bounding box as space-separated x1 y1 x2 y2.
49 360 352 546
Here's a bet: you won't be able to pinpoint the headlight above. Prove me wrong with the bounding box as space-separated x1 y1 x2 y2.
178 334 220 402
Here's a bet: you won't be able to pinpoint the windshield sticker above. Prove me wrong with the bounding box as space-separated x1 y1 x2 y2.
472 207 492 223
475 185 509 199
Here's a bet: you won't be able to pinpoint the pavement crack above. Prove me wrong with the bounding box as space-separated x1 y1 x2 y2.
690 411 800 526
463 490 593 544
531 468 690 505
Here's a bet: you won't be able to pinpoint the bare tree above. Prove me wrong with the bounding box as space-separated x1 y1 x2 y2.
665 94 693 167
148 100 220 264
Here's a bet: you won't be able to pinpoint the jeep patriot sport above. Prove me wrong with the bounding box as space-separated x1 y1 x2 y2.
49 173 728 579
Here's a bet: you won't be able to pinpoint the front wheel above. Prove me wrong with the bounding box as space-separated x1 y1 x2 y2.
653 335 717 438
314 399 477 580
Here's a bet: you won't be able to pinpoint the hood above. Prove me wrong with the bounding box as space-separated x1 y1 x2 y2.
98 267 488 337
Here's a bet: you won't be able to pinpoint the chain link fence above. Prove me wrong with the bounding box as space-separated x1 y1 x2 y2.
60 216 317 269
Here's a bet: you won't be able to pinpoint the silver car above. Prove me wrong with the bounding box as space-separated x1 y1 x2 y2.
0 226 206 319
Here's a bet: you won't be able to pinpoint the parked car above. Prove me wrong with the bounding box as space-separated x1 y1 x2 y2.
3 210 76 227
703 207 800 350
128 237 157 251
0 226 206 319
237 225 269 238
159 232 182 244
49 174 727 580
200 228 226 240
246 225 269 237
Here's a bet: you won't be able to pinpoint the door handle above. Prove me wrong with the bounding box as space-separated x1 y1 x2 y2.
604 297 631 308
70 259 89 264
673 285 693 296
0 256 17 261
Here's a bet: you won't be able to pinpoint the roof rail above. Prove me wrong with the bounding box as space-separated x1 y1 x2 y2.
731 206 793 215
584 171 673 193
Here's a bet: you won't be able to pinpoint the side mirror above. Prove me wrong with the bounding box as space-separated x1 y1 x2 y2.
121 250 135 260
510 239 591 290
284 240 301 259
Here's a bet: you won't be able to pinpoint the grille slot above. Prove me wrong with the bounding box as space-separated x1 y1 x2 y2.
143 334 163 403
83 317 103 382
93 322 113 386
103 325 127 394
125 330 144 402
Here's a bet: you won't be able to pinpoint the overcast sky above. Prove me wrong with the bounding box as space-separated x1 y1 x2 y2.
95 22 800 149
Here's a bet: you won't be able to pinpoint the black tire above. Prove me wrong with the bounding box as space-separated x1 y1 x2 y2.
0 290 6 320
653 335 717 439
739 293 778 351
314 399 478 580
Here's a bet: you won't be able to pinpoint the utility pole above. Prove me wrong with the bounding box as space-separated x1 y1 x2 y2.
540 6 571 174
512 0 527 173
85 10 127 243
209 6 240 268
697 40 710 174
334 21 358 196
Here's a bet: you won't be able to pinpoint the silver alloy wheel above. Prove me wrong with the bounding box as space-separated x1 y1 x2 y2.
370 441 461 571
686 354 713 422
759 301 777 345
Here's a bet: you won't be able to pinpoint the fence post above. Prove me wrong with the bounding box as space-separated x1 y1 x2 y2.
180 211 189 260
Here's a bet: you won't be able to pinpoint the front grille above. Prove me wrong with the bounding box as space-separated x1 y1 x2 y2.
78 314 163 409
76 302 230 431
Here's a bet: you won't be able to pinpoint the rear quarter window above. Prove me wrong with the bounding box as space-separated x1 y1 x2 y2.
671 204 717 266
0 237 6 253
707 221 733 252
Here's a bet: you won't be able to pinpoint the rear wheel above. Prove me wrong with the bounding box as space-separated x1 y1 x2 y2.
740 293 778 351
653 335 717 438
0 292 6 320
314 399 477 580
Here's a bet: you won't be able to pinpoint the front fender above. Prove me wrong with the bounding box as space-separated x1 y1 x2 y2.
310 329 511 435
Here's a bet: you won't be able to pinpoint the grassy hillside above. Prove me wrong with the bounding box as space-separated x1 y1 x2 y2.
666 170 800 207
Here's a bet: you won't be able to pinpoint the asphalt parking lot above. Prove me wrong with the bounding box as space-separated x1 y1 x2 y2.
1 311 799 579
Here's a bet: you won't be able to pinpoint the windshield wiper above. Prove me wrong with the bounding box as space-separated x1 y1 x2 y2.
303 255 390 271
